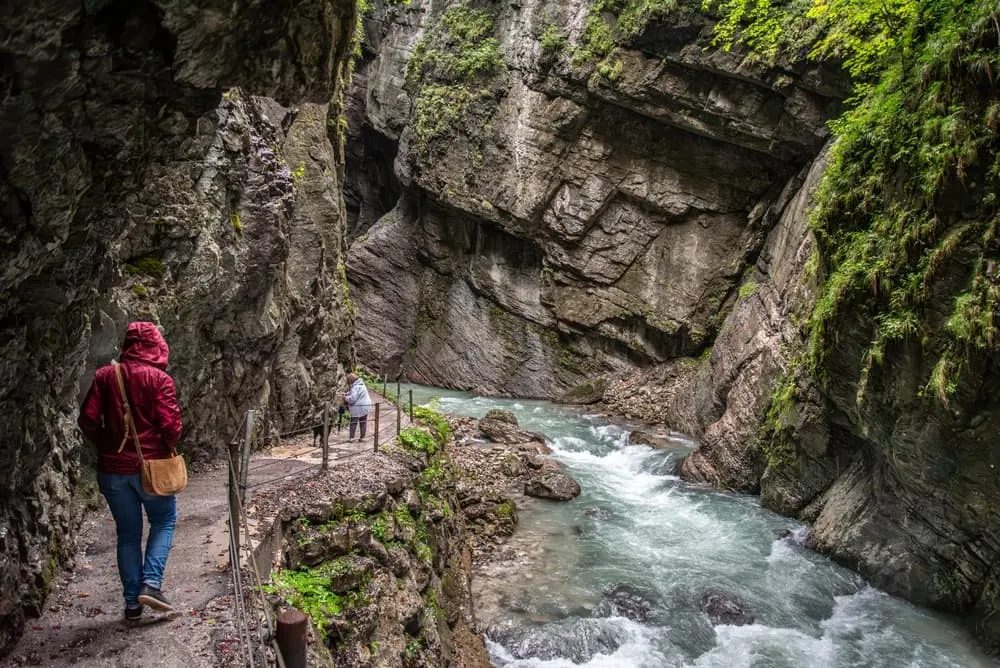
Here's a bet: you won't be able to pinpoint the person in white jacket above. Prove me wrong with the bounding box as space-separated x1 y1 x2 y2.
341 373 373 441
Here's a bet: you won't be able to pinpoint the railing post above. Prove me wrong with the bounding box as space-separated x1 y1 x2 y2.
382 374 387 397
408 389 413 423
396 392 401 436
373 403 380 452
239 409 254 505
228 436 241 555
396 380 400 405
276 608 308 668
321 402 330 471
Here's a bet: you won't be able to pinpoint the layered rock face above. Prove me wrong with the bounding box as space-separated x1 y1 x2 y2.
345 0 843 396
0 0 356 653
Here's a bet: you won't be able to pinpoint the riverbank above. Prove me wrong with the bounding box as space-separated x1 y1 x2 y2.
404 385 998 667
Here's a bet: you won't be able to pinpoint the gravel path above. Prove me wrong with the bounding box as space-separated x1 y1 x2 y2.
2 393 406 668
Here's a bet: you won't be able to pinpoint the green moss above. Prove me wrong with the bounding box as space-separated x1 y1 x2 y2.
759 372 799 468
571 0 686 76
411 84 491 149
495 500 515 521
804 1 1000 404
231 212 243 235
540 24 568 56
738 280 759 301
404 3 504 153
131 284 149 298
405 4 503 87
126 256 164 280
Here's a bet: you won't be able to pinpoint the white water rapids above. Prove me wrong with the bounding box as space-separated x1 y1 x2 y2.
400 385 997 668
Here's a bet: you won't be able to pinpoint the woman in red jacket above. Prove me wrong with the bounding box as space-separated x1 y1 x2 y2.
78 322 182 620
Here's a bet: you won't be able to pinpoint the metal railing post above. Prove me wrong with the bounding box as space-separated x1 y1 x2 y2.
408 389 413 423
321 402 330 471
239 409 254 505
228 438 241 555
276 609 307 668
373 403 380 452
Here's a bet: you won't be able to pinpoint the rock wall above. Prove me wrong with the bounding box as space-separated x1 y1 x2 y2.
344 0 844 396
0 0 357 654
250 429 492 666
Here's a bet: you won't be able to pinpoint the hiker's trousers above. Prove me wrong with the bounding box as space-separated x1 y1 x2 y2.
98 472 177 605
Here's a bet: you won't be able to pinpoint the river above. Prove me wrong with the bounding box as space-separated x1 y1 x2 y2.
400 384 997 668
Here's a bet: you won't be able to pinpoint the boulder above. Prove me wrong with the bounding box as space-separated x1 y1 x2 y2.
594 584 655 622
524 471 581 501
559 377 607 405
478 416 547 445
699 592 754 626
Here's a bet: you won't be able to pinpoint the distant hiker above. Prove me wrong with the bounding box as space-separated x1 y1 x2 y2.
341 372 372 441
78 322 182 620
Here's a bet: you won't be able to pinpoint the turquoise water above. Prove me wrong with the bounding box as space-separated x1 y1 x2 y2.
402 385 998 668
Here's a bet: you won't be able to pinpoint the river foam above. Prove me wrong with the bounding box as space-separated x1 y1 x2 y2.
410 385 999 668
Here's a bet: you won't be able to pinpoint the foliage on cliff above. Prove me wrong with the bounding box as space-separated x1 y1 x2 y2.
404 3 504 149
701 0 1000 408
806 1 1000 405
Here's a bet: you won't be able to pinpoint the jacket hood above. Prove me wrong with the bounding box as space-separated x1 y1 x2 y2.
121 321 169 369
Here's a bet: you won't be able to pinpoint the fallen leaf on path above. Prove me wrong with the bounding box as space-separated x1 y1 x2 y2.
76 592 90 598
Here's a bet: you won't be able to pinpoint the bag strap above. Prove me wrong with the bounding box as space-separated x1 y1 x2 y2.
112 362 145 461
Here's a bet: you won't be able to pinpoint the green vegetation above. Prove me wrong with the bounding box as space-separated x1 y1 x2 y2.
759 372 798 468
399 426 437 455
704 0 1000 405
540 24 568 56
404 3 504 149
131 285 149 298
804 1 1000 403
405 5 504 85
571 0 688 77
125 256 164 280
738 280 759 301
265 564 366 640
230 212 243 235
412 404 452 448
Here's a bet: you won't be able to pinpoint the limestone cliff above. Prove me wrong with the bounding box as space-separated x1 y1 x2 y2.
345 0 844 396
344 0 1000 653
0 0 357 654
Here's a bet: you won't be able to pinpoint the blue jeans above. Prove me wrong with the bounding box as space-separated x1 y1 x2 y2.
97 472 177 605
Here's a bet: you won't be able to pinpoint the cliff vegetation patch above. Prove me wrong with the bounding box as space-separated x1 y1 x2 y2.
404 3 505 150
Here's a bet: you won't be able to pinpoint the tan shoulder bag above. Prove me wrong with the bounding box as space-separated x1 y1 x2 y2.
113 362 188 496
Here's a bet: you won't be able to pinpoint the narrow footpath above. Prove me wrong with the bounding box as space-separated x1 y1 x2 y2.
2 393 406 668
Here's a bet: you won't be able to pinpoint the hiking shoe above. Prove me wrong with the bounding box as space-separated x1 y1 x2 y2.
124 604 143 621
138 585 174 612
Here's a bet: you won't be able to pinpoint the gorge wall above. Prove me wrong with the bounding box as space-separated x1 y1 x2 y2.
345 0 1000 653
0 0 358 653
344 0 844 397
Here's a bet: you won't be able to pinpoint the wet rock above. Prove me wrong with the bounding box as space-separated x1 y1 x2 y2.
560 377 607 405
582 506 613 521
479 417 548 445
629 430 673 449
524 471 581 501
699 592 754 626
594 584 655 622
484 409 518 425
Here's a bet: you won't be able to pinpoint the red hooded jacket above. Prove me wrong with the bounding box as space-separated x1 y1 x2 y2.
78 322 183 475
